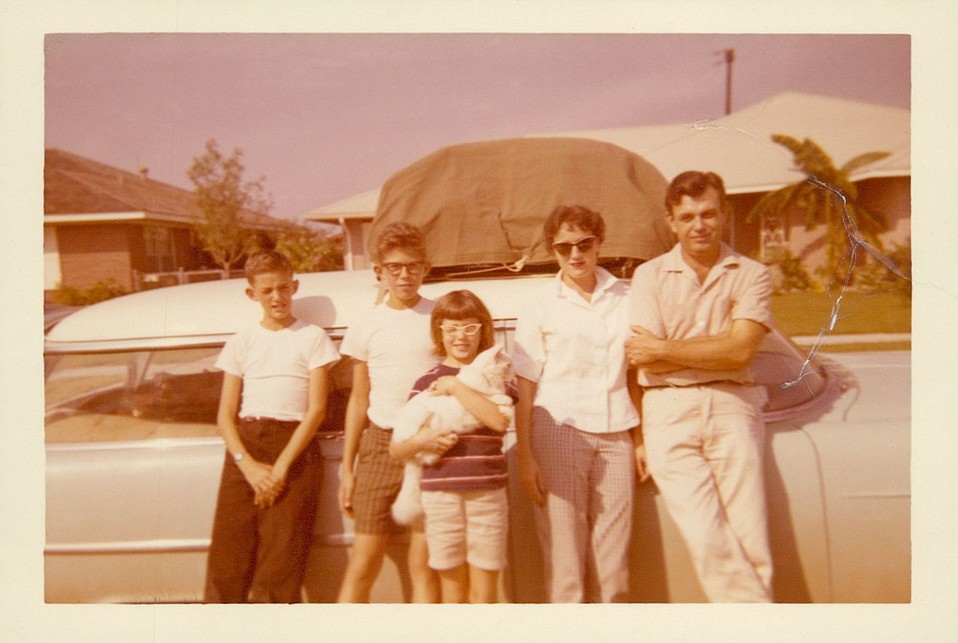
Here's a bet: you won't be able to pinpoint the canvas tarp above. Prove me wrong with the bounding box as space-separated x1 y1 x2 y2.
369 137 675 272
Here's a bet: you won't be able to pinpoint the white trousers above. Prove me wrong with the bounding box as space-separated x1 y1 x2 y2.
642 383 773 603
531 408 635 603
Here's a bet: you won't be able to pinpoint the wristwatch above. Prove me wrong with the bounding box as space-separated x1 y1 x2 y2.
232 451 246 463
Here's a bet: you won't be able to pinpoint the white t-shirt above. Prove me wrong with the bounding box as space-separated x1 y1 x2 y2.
339 297 438 429
216 318 340 422
512 267 639 434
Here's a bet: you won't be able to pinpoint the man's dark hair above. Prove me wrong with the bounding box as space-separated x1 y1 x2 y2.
664 171 727 212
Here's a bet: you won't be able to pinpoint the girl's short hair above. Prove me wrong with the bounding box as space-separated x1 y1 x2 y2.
542 205 605 246
374 222 427 263
244 250 293 283
430 290 495 357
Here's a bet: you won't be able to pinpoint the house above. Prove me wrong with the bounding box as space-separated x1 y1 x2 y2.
44 148 282 296
304 92 910 274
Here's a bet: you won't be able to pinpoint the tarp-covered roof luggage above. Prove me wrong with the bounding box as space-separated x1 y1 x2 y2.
370 137 675 278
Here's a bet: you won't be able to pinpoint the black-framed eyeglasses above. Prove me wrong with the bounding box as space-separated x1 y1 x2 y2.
552 236 597 257
380 261 425 277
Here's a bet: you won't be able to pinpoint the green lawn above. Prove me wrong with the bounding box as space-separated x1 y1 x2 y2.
771 290 912 337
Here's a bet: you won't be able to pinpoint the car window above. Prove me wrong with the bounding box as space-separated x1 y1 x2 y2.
44 341 362 444
45 347 223 443
44 320 822 444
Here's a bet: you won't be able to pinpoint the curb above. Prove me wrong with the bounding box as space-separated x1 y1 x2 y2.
790 332 911 345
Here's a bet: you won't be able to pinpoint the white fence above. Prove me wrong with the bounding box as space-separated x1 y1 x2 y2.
132 268 245 292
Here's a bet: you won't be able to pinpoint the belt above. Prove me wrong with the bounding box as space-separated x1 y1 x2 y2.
643 380 753 390
240 416 301 428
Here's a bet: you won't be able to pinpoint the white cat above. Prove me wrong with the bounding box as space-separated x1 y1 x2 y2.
390 344 514 525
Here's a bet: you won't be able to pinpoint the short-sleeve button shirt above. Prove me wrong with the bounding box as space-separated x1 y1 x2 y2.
629 243 772 388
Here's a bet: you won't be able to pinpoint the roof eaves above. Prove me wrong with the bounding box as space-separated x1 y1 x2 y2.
43 211 196 225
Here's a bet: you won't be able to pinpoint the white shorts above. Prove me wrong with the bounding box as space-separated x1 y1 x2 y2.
420 487 509 571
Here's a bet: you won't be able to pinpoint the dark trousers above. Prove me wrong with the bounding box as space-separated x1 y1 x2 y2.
203 418 321 603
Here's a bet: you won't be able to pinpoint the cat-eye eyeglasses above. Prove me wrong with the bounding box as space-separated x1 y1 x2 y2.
439 322 483 337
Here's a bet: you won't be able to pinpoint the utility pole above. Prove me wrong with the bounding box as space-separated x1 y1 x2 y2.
724 48 735 115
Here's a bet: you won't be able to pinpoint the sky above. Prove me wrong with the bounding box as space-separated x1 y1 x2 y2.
44 33 911 220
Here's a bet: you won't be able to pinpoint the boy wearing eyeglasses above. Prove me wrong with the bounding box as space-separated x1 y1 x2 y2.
336 222 448 603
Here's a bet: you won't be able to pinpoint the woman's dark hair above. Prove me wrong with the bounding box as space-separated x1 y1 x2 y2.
542 205 605 246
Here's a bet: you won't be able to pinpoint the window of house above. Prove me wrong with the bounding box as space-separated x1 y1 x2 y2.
144 226 175 272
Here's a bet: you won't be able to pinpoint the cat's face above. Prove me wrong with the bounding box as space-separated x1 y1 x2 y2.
459 344 512 395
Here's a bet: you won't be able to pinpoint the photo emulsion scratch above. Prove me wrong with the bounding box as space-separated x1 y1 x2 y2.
782 176 911 389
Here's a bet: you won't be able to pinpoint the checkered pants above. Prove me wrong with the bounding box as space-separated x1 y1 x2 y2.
530 407 635 603
351 422 408 534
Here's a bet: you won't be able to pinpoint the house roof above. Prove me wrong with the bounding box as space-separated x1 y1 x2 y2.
546 91 910 195
44 148 282 229
304 91 910 220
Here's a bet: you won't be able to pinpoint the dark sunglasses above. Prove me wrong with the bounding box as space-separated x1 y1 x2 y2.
552 236 598 257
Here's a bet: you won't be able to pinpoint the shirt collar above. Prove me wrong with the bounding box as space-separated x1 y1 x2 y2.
663 242 740 273
554 265 618 299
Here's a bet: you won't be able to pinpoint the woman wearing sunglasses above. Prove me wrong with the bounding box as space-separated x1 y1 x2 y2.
512 205 649 603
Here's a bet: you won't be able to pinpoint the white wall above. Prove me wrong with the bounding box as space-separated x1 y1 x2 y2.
44 226 62 290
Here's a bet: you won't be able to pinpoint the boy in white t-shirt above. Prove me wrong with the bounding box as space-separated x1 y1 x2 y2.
204 250 340 603
336 222 454 603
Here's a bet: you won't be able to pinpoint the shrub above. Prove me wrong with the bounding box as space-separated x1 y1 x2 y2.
855 239 912 302
50 280 127 306
766 250 815 293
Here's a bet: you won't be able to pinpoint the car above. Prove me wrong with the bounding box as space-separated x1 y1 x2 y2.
43 268 910 603
43 302 79 333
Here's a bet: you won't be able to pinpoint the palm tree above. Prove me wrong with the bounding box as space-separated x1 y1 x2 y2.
748 135 890 283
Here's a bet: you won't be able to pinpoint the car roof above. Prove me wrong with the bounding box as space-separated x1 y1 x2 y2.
44 270 555 351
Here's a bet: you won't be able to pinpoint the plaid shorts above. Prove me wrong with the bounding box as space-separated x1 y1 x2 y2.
351 422 408 534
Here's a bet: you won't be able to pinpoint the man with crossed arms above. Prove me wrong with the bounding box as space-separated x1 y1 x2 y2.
626 170 774 602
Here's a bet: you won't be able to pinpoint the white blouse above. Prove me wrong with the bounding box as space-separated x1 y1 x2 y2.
512 267 639 434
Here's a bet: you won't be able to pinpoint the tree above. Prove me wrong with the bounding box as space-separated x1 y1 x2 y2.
748 135 890 283
187 139 274 271
273 220 344 273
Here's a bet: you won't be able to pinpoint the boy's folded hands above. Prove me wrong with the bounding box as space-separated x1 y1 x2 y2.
240 458 287 508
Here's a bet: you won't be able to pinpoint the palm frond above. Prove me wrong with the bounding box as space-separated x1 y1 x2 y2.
841 151 891 175
748 182 803 222
772 135 839 178
849 203 889 235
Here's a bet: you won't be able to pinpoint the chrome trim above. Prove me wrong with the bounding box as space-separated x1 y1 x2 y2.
46 433 347 450
45 533 373 555
44 329 348 355
45 436 224 452
46 538 210 555
44 335 233 354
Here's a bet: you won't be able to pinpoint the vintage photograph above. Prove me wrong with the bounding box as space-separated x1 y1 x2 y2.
43 31 911 603
5 1 957 641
